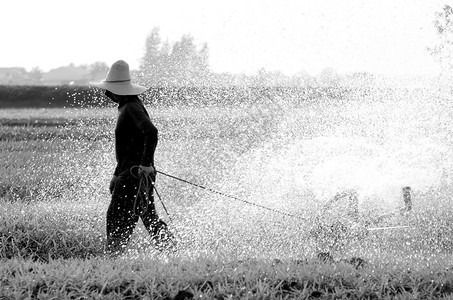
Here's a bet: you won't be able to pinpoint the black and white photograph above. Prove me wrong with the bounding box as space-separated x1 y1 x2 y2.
1 0 453 299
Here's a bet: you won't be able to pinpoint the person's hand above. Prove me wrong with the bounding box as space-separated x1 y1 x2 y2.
109 175 118 194
139 165 156 178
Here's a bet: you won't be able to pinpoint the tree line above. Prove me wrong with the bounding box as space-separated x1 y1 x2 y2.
429 4 453 74
0 85 353 108
137 28 210 86
134 27 363 87
5 4 453 89
3 27 375 88
107 7 453 86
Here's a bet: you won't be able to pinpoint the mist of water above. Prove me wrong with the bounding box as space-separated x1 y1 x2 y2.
159 83 453 260
8 82 453 262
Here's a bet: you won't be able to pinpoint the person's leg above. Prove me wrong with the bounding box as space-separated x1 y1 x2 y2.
141 193 175 250
106 174 139 256
141 195 161 237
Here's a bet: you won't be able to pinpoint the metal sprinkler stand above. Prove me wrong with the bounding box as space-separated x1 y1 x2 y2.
370 186 414 223
323 189 360 221
364 186 414 231
402 186 412 212
317 186 414 243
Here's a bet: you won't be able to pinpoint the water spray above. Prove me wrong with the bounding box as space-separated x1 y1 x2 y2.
129 166 152 217
156 170 308 221
129 165 172 221
153 186 172 222
367 225 413 231
155 168 414 232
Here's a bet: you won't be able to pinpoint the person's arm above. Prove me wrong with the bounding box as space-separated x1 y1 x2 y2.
109 175 118 194
110 153 119 194
141 125 158 167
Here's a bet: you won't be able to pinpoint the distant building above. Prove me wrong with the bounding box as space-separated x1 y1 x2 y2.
42 64 89 85
0 62 109 86
86 62 109 82
0 67 29 85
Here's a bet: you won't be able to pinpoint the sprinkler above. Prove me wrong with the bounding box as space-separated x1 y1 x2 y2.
402 186 412 212
313 186 415 250
154 168 415 252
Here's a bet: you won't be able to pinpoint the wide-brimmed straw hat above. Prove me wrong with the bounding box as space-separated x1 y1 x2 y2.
90 60 147 95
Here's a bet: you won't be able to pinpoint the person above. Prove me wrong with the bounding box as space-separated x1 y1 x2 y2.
91 60 174 255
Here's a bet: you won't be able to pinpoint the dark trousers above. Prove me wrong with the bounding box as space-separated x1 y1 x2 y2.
106 170 162 255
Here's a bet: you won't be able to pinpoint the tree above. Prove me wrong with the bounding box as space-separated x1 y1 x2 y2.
318 67 340 86
140 29 211 86
155 40 173 86
429 5 453 73
29 67 43 84
140 27 162 85
170 34 197 85
290 70 314 87
87 61 109 81
193 42 210 85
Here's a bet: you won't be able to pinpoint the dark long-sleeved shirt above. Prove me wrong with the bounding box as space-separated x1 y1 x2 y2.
113 96 158 176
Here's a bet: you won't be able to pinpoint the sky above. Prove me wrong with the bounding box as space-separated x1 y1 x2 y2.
2 0 451 76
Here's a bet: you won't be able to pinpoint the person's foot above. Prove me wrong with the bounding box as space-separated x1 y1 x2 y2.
152 220 177 251
155 230 177 252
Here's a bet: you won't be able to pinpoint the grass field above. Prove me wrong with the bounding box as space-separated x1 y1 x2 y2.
2 86 453 299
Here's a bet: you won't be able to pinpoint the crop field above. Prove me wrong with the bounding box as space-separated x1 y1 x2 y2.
2 85 453 299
